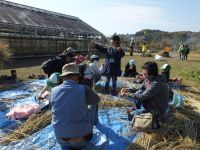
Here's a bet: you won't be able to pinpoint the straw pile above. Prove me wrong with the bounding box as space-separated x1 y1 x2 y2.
0 111 51 144
99 93 134 108
126 93 200 150
0 40 12 65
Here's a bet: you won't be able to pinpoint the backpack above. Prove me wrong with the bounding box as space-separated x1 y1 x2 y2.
41 56 65 77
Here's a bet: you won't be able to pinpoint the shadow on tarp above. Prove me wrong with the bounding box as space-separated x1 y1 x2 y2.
0 108 137 150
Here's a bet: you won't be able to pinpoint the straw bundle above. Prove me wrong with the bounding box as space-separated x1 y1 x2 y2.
0 111 51 144
126 103 200 150
0 40 12 65
99 93 134 108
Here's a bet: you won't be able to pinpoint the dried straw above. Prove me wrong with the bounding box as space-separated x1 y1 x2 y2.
0 111 51 144
126 96 200 150
0 40 12 64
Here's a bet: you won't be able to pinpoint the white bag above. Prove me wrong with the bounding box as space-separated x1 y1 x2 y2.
155 55 164 61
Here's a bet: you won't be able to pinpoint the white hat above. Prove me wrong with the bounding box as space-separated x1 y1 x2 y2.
90 54 99 60
129 59 135 66
47 72 61 87
161 64 171 71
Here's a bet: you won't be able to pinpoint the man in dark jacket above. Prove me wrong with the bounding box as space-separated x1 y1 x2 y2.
91 34 125 95
120 61 169 122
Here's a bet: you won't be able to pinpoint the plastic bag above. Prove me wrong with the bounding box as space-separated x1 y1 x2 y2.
155 55 164 61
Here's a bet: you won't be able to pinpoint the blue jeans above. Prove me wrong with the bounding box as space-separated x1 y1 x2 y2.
105 75 117 93
130 107 147 116
94 104 99 125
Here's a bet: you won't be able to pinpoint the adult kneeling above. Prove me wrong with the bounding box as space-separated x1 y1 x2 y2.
50 63 100 149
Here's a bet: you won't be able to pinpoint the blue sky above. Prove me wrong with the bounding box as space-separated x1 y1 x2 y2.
8 0 200 36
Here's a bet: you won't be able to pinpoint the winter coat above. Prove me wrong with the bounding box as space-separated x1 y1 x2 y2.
124 62 137 77
95 44 125 76
134 75 169 122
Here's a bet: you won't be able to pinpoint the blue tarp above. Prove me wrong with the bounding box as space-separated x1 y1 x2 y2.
96 77 134 89
0 80 136 150
1 108 135 150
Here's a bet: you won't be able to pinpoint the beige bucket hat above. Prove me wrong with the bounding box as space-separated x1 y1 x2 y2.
60 63 80 77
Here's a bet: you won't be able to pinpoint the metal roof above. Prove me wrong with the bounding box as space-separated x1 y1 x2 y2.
0 0 102 35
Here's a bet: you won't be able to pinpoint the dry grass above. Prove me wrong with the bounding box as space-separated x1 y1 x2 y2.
0 51 200 82
0 40 12 65
99 94 134 108
127 109 200 150
126 90 200 150
0 111 51 144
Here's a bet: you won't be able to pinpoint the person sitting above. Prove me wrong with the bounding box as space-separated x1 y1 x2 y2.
41 47 77 77
50 63 100 149
80 54 102 88
160 64 171 82
59 47 77 63
123 59 137 78
37 72 61 101
120 61 169 123
160 64 182 83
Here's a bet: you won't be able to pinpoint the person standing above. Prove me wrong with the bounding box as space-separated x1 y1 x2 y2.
130 39 135 56
178 43 185 60
91 34 125 96
185 45 190 60
141 43 147 57
50 63 100 149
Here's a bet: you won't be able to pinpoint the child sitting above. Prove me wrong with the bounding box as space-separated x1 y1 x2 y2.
37 72 61 100
80 54 102 88
161 64 182 83
123 59 137 77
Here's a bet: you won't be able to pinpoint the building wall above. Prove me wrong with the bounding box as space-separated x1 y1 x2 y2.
1 36 89 57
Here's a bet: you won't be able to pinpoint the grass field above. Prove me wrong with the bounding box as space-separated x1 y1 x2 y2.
0 51 199 84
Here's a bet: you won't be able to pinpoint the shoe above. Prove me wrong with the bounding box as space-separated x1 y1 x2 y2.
128 113 133 121
111 91 118 96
